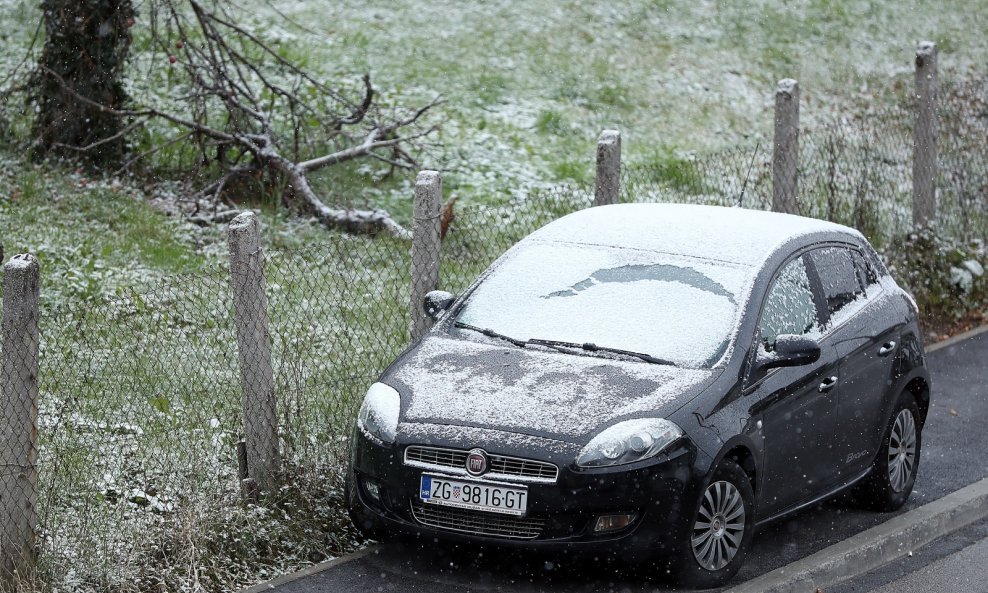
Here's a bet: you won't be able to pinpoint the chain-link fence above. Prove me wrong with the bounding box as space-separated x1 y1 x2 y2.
937 74 988 246
264 235 411 465
613 77 986 250
1 71 986 592
36 267 241 589
621 145 774 211
441 184 593 294
0 229 412 590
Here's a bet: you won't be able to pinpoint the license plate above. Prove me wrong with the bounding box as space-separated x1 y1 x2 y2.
419 474 528 516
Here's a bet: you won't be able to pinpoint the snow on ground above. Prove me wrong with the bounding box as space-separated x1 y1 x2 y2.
2 0 987 590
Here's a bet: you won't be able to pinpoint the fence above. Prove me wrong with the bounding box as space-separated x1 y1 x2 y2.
0 228 413 591
1 42 987 592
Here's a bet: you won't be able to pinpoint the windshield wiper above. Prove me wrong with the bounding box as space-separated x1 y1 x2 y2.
453 322 528 347
527 338 676 366
453 324 676 366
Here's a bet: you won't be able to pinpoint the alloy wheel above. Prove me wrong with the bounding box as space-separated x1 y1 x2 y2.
691 480 746 571
888 408 917 492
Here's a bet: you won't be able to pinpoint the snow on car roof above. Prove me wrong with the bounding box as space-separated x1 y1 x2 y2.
528 203 862 266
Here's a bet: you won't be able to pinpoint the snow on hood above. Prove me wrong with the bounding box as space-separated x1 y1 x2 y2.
387 335 716 443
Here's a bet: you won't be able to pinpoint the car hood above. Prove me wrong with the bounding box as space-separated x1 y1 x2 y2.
384 334 719 444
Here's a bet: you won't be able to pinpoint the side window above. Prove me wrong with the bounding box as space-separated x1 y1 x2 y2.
808 247 865 323
759 256 819 350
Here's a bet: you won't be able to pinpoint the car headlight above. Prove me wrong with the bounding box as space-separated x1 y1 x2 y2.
576 418 683 468
357 383 400 445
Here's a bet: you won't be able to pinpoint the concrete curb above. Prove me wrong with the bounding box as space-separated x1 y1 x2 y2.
925 322 988 354
240 545 381 593
727 477 988 593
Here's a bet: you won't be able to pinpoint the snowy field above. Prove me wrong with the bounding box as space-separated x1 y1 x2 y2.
1 0 987 591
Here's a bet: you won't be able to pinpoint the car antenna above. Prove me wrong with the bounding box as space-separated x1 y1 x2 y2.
736 142 760 208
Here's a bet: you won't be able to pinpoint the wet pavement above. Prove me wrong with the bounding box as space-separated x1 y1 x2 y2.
270 331 988 593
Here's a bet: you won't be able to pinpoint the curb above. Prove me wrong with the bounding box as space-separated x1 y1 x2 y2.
240 545 381 593
925 322 988 354
727 476 988 593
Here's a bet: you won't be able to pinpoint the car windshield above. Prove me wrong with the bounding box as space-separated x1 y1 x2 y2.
454 241 752 368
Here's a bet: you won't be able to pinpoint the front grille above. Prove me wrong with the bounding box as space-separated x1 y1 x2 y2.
405 446 469 469
404 445 559 483
410 501 544 540
488 456 557 481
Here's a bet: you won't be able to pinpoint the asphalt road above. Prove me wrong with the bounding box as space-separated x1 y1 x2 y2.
272 331 988 593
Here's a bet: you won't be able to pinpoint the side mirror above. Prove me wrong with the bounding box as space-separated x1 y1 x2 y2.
757 334 821 372
423 290 456 321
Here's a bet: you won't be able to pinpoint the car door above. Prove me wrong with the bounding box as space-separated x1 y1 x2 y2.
748 253 841 516
808 246 905 480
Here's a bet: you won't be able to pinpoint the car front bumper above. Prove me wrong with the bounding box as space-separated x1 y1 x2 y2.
348 425 704 563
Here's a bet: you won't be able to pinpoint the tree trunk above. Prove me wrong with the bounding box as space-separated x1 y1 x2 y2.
29 0 135 165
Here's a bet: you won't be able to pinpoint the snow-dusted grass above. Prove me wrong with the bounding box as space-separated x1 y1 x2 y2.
2 0 988 590
232 0 988 207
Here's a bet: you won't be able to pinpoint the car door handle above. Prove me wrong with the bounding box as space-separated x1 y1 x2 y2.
878 341 897 356
818 376 838 393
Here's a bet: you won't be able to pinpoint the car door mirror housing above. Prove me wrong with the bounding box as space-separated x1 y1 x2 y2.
758 334 821 371
423 290 456 321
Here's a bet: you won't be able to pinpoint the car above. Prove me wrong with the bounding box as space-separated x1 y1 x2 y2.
347 203 931 587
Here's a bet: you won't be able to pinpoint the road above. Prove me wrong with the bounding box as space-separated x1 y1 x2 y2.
271 331 988 593
829 517 988 593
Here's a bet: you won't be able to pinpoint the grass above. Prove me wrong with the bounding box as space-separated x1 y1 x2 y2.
2 0 988 590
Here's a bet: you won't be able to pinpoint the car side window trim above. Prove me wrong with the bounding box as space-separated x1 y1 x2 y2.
799 253 831 330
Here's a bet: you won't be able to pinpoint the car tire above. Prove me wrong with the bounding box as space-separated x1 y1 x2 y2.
672 459 755 588
856 394 922 512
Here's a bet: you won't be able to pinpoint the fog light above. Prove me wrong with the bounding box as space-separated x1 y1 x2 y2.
362 478 382 502
594 513 637 533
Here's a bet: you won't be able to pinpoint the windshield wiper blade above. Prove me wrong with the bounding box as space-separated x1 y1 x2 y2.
527 338 675 366
453 322 528 347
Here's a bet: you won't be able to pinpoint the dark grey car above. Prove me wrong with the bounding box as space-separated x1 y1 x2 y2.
348 203 931 587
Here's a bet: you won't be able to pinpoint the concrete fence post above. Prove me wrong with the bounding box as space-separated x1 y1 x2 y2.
410 171 442 341
0 254 40 584
227 212 278 495
913 41 938 229
772 79 800 214
593 129 622 207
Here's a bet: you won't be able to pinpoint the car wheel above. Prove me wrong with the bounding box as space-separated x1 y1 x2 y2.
857 394 922 512
673 459 755 588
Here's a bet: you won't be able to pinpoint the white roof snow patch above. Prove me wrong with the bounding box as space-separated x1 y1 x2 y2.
529 203 860 266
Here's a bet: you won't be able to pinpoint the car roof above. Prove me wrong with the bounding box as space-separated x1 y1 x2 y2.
527 203 863 266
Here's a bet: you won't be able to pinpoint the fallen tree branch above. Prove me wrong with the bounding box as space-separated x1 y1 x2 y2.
33 0 440 239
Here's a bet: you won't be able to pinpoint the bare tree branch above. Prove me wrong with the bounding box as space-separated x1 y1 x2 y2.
29 1 442 239
52 120 146 153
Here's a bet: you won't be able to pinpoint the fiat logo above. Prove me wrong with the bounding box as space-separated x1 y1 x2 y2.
465 448 489 476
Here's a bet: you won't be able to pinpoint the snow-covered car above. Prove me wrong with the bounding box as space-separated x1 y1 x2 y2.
347 203 931 587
